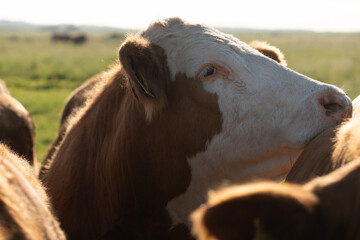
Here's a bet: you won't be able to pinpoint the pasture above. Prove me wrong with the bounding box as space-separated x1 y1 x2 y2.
0 29 359 162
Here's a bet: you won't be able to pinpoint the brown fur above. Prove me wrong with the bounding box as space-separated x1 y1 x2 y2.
60 72 104 126
249 41 287 66
286 96 359 183
41 36 222 239
0 144 65 240
0 81 36 167
285 126 337 183
192 113 360 240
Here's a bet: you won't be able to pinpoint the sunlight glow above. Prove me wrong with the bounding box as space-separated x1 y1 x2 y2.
1 0 360 31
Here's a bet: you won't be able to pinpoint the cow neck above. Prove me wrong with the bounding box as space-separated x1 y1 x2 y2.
45 68 222 239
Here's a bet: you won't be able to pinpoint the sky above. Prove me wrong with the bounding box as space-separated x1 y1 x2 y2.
1 0 360 32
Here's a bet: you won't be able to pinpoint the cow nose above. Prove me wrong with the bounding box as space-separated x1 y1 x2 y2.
318 93 352 124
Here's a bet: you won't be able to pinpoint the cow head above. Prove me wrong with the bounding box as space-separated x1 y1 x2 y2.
43 18 354 239
116 17 352 226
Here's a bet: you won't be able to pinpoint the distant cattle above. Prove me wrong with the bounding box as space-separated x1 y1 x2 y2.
40 17 351 240
51 33 87 45
51 33 71 42
286 95 359 183
192 111 360 240
0 144 65 240
72 34 87 44
0 81 36 167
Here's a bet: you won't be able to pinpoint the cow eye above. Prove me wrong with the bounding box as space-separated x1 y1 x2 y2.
199 65 217 78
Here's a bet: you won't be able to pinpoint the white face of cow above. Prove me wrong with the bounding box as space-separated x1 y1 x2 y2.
141 18 352 226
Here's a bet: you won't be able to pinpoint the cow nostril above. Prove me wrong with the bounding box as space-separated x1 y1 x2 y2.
319 94 352 120
324 103 342 116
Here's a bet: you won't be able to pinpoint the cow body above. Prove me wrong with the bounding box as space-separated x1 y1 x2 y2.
41 18 352 239
192 111 360 240
0 81 36 166
0 144 65 240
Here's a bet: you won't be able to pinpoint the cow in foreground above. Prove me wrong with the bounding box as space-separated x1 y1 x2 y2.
39 40 286 176
0 81 36 167
286 95 360 183
41 18 352 239
192 111 360 240
0 144 65 240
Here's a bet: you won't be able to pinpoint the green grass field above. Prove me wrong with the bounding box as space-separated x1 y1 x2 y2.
1 30 359 162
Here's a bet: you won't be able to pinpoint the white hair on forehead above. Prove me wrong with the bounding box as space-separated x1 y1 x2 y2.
140 17 253 79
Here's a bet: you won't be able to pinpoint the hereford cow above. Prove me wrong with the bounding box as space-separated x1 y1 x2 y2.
0 81 36 167
192 114 360 240
286 95 360 183
41 18 352 240
39 41 288 176
0 144 65 240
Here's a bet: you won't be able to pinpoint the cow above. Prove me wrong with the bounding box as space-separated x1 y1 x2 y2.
191 113 360 240
40 17 352 240
0 80 37 167
51 33 71 42
39 40 287 177
286 95 360 183
0 143 65 240
72 34 87 45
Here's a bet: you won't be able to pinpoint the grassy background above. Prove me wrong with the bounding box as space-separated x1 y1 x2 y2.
1 30 359 162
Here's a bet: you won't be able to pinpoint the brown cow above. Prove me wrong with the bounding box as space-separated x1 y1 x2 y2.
39 41 289 177
41 18 351 240
0 143 65 240
192 114 360 239
286 95 360 183
0 81 36 167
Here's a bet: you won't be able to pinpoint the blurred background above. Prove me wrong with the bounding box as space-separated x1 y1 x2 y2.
1 0 359 161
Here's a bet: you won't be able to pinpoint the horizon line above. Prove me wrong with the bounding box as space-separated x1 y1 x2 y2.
1 19 360 34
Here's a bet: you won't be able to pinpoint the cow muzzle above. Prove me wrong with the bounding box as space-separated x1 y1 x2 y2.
318 91 352 124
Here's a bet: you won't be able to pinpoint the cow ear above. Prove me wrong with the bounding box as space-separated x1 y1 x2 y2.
191 184 318 240
119 36 169 121
249 41 287 66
